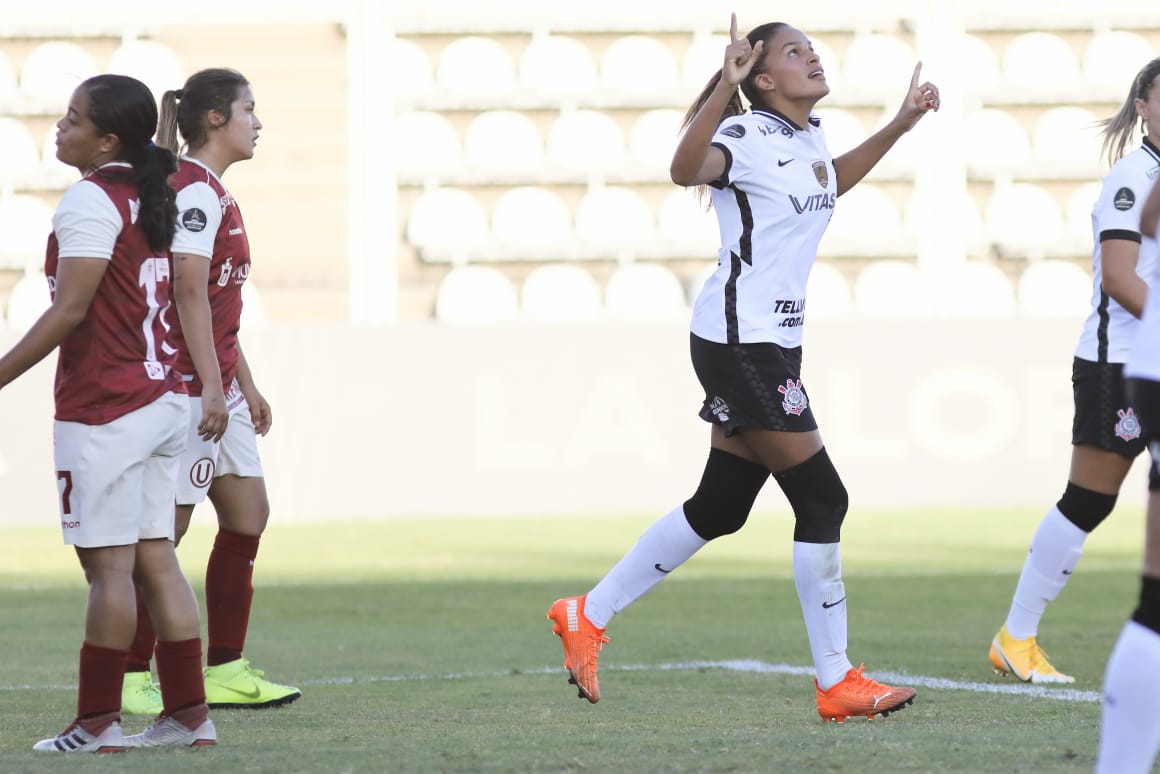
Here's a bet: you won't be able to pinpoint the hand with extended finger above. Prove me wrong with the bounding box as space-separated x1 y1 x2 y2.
894 62 940 131
722 12 764 87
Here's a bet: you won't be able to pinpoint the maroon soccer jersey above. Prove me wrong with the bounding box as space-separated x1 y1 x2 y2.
168 157 250 397
47 163 185 424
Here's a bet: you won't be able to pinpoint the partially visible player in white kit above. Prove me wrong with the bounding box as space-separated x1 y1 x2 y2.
120 67 300 715
988 58 1160 685
546 15 939 722
0 74 215 752
1095 154 1160 774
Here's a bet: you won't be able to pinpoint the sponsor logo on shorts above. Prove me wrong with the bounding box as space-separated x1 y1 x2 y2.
1115 407 1141 441
708 396 731 423
190 457 216 488
61 520 80 529
778 379 808 416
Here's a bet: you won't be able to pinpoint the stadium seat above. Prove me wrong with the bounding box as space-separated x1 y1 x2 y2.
962 108 1030 175
0 118 40 188
5 267 51 332
627 108 684 172
806 261 852 317
519 35 596 98
19 41 98 106
406 188 489 261
545 109 625 172
0 195 54 270
1016 260 1092 317
1001 32 1080 91
905 191 982 251
1032 106 1101 172
462 110 543 173
1084 31 1154 91
392 112 462 175
822 184 904 256
574 186 655 256
841 34 916 96
0 50 18 103
1065 181 1101 246
953 34 1001 94
656 188 718 256
520 263 602 321
388 38 434 100
681 35 730 91
39 124 75 186
108 40 183 101
240 281 267 328
490 186 572 258
435 264 519 322
436 36 516 100
927 262 1016 317
984 183 1065 258
600 36 679 100
814 108 867 156
852 260 931 317
604 263 688 320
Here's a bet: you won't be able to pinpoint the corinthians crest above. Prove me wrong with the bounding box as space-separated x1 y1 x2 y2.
1115 407 1141 442
778 379 808 416
811 160 829 189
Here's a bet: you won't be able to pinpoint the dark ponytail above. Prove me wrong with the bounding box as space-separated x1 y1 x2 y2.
78 74 177 252
157 68 250 155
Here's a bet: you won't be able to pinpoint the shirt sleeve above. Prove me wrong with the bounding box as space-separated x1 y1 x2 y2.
171 182 223 258
53 180 122 260
1094 161 1148 243
708 118 755 189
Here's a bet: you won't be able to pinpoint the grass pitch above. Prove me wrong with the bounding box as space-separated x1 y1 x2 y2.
0 506 1149 772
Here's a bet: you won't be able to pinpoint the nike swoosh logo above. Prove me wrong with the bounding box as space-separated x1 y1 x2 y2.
1062 569 1072 575
654 563 672 573
821 596 846 609
215 683 262 699
872 692 892 709
777 158 793 167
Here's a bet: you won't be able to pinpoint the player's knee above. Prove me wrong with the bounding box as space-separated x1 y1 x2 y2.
1057 481 1117 533
683 448 769 541
774 448 848 544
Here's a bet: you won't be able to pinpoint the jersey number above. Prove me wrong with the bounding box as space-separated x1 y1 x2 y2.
56 470 73 515
138 257 171 379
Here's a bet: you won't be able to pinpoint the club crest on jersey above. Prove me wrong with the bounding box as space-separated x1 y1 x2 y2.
811 161 829 189
707 396 731 422
778 379 808 416
181 208 207 232
1115 408 1141 441
1114 187 1136 211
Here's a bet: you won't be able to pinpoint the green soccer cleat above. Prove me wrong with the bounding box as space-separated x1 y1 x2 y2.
121 670 164 716
203 657 301 709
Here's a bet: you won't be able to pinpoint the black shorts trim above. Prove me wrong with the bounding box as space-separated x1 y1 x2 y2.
690 333 818 437
1071 358 1146 459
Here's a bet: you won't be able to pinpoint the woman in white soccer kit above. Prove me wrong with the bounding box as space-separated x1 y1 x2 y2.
988 58 1160 686
1095 127 1160 774
547 15 939 722
0 74 214 752
121 68 300 714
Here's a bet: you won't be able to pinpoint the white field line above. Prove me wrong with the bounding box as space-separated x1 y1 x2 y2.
0 658 1101 702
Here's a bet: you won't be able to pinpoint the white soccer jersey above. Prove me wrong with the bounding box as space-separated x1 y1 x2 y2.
690 108 835 346
1075 141 1160 364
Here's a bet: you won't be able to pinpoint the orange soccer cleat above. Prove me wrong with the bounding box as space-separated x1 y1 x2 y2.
815 664 917 723
546 596 609 704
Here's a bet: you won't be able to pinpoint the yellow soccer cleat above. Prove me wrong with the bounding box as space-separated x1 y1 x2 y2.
989 625 1075 684
121 670 163 716
203 657 301 709
815 664 917 723
547 595 609 704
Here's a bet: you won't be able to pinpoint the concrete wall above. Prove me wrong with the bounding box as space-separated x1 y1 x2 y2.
0 319 1150 527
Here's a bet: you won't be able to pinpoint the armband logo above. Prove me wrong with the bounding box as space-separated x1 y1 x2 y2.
181 208 207 232
721 124 745 139
1113 187 1136 211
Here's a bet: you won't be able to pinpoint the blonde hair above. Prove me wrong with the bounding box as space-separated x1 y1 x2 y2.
1100 57 1160 166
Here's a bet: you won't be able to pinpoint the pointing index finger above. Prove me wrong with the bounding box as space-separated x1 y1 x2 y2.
910 61 922 89
730 12 739 43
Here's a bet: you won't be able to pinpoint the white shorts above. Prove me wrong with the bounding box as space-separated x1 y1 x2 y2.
53 391 189 548
176 384 265 506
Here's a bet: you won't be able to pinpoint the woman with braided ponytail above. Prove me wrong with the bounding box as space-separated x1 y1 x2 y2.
0 74 215 752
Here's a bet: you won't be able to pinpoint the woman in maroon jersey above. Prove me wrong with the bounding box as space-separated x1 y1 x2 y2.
120 68 300 714
0 74 214 751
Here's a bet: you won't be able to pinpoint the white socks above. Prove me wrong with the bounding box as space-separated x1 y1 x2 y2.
583 506 707 628
1004 506 1087 639
1095 621 1160 774
793 541 852 690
